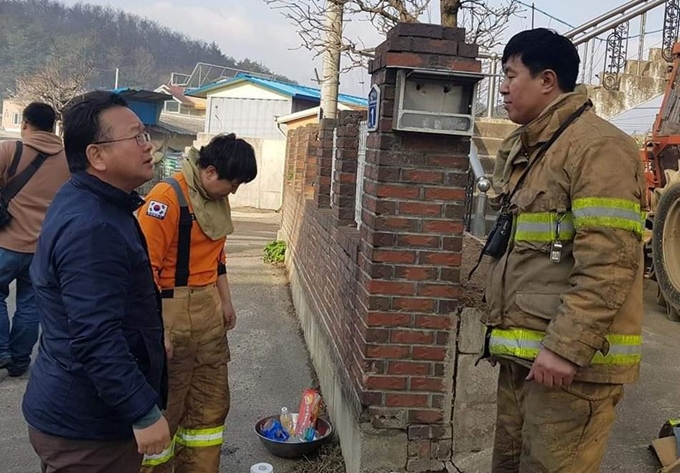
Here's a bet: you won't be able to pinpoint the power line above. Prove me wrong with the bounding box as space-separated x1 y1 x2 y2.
515 1 609 44
624 27 663 40
514 1 576 30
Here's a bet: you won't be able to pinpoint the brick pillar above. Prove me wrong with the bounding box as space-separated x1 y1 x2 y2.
302 124 320 200
315 118 336 208
332 111 366 225
357 23 481 472
292 127 306 195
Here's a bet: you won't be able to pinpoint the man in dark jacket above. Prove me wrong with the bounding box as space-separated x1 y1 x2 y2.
23 91 171 473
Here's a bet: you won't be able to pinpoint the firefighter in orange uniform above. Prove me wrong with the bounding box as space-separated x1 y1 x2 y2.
137 134 257 473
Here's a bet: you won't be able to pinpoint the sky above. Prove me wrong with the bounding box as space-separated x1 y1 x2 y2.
58 0 668 97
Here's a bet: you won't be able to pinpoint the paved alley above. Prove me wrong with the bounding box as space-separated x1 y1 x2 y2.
0 210 678 472
0 210 316 473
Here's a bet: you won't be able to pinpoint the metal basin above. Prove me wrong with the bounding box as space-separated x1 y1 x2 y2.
254 413 332 459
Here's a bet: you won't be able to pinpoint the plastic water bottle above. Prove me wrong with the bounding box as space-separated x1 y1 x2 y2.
280 406 295 435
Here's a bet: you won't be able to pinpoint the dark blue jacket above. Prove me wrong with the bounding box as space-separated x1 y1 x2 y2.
23 172 167 441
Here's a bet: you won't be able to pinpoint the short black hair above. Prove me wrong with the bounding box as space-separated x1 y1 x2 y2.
502 28 580 92
198 133 257 183
23 102 56 132
62 91 128 172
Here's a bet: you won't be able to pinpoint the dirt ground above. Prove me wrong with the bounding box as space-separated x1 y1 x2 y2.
292 442 345 473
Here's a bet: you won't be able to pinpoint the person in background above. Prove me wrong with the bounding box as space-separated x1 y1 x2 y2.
138 133 256 472
23 91 170 473
0 102 69 382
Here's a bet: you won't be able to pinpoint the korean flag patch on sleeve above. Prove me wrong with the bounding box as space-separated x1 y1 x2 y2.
147 201 168 219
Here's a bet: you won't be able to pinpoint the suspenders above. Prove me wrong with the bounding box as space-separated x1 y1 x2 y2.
164 178 193 288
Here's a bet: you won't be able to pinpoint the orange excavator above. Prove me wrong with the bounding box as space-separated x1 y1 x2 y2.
642 42 680 321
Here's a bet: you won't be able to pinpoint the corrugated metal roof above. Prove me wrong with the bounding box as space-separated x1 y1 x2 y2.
186 74 368 107
609 94 663 136
154 113 205 136
156 84 194 106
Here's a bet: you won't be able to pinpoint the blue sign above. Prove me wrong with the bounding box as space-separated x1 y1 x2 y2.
367 84 381 132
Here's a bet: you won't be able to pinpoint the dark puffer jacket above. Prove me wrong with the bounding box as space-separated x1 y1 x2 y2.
23 171 167 440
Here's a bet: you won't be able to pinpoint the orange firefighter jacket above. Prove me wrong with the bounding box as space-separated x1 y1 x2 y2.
138 172 226 289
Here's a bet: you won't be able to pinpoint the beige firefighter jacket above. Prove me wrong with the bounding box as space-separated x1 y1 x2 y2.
482 90 646 384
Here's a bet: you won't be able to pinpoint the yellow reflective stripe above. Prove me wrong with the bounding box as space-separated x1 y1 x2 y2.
594 333 642 364
606 334 642 345
517 213 553 223
572 197 644 235
491 328 544 342
669 419 680 427
490 344 541 359
573 197 641 213
489 328 641 366
175 426 224 447
574 216 643 234
489 328 542 359
142 439 175 466
590 353 641 365
514 212 575 242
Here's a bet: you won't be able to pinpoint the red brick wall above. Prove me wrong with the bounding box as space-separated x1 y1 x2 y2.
281 120 366 418
281 22 481 472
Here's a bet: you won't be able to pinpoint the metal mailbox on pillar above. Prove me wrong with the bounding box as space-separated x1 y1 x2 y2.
392 68 484 136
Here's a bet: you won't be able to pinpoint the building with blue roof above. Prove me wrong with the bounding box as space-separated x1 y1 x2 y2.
186 74 367 140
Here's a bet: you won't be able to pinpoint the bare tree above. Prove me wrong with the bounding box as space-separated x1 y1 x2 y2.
10 36 94 120
265 0 518 119
263 0 429 71
454 1 520 52
440 0 460 26
125 47 158 89
264 0 519 70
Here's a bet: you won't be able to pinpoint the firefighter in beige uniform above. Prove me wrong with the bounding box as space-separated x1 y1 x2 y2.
137 134 257 473
482 30 645 473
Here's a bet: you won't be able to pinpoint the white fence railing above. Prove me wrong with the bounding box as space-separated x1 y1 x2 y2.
355 120 368 228
330 127 338 207
476 54 505 119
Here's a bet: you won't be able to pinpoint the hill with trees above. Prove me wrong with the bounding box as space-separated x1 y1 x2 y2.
0 0 289 104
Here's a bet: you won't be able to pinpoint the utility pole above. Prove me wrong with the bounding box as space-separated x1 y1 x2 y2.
319 0 343 120
114 68 120 89
638 12 647 75
531 3 535 28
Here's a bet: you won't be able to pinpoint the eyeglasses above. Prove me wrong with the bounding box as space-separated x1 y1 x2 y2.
94 133 152 147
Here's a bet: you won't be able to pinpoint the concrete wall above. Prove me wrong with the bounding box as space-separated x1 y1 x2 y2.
205 96 291 139
1 100 23 132
451 308 498 471
590 47 670 119
194 133 285 210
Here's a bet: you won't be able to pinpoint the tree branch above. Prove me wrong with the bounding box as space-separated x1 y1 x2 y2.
263 0 520 70
11 36 94 118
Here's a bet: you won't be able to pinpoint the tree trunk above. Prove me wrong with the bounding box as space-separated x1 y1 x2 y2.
440 0 461 27
319 0 343 120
